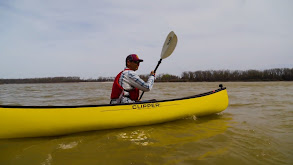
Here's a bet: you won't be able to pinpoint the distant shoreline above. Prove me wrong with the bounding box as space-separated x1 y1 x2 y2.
1 68 292 84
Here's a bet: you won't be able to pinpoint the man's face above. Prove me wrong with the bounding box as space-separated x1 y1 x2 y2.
127 60 140 71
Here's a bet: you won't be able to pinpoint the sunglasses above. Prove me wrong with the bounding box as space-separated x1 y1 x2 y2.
131 61 140 64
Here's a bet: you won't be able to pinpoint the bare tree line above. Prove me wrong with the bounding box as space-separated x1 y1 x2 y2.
179 68 293 82
0 76 114 84
1 68 292 84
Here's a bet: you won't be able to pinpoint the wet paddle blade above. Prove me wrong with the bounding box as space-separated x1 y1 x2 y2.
161 31 178 59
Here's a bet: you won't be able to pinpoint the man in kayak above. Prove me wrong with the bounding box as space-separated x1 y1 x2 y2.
110 54 155 104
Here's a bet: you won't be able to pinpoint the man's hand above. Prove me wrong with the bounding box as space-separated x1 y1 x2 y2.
150 71 155 76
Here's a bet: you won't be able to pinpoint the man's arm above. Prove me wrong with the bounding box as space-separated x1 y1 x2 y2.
126 71 155 92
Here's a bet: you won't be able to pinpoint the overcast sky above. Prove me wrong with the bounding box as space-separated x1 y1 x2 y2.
1 0 292 78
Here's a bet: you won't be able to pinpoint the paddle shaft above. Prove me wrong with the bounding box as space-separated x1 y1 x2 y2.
154 59 162 73
138 59 162 101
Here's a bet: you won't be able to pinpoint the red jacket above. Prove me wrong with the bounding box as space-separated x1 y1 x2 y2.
111 69 139 101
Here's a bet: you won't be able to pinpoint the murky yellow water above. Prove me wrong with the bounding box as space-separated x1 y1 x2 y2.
0 82 292 164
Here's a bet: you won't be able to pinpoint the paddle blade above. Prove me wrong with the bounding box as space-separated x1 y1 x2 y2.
161 31 178 59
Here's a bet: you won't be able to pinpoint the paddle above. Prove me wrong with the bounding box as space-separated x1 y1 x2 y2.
139 31 178 101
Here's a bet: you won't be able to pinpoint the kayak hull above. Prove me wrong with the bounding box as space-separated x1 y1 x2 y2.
0 87 229 139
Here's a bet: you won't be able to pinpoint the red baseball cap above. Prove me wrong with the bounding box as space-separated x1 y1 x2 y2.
126 54 143 62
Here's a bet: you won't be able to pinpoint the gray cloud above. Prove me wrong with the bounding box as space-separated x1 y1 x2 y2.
0 0 292 78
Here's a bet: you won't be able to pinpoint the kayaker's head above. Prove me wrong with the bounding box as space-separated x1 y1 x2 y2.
126 54 143 71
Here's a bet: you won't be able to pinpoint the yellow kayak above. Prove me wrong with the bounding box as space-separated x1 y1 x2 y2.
0 85 229 139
